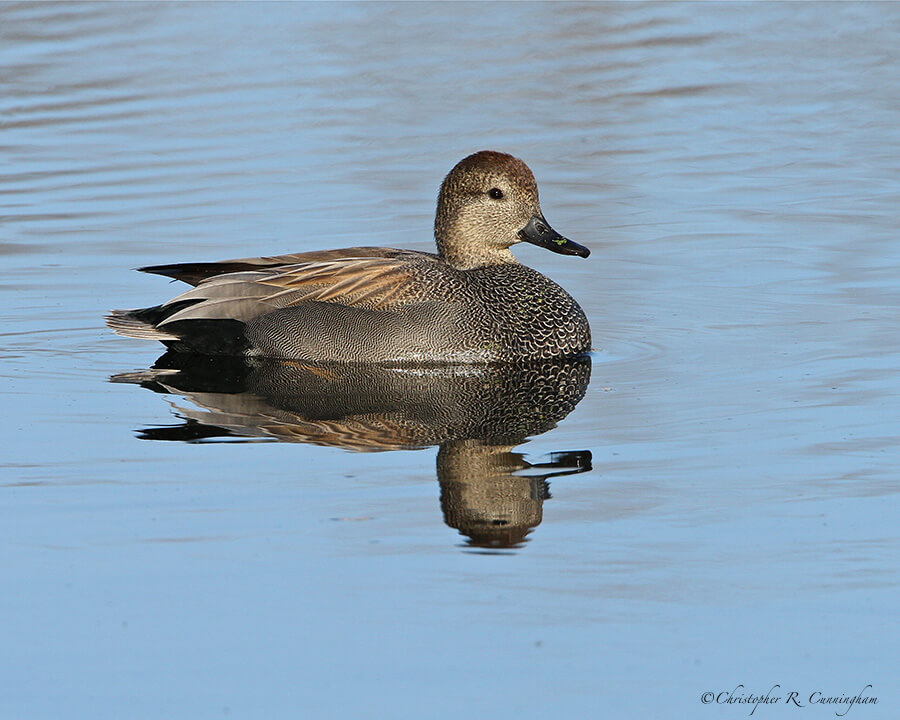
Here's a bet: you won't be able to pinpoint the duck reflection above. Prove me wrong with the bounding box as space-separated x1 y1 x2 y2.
113 353 592 549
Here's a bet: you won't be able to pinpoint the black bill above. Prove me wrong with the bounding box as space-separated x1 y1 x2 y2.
517 214 590 258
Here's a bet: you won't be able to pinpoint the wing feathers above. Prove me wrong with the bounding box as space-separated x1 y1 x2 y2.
148 253 429 328
139 247 430 286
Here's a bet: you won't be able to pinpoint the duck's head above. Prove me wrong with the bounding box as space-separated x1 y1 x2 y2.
434 150 590 270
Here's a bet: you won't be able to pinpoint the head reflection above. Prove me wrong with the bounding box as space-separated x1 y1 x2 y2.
439 441 591 550
114 354 592 549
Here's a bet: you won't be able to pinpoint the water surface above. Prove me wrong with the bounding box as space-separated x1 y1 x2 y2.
1 3 898 718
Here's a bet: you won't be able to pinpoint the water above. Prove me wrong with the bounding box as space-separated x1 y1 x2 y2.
2 2 898 718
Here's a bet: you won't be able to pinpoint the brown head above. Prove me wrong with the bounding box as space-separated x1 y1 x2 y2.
434 150 590 270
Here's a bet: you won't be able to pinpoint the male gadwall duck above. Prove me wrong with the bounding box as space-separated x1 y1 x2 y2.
107 151 591 363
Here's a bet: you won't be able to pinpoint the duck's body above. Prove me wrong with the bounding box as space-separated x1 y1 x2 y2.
108 151 591 363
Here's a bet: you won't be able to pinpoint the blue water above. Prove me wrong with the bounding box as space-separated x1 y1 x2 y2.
2 3 898 718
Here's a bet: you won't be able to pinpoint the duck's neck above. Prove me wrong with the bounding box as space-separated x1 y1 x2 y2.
435 234 519 270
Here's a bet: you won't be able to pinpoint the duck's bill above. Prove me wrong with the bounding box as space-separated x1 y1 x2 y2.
518 215 590 258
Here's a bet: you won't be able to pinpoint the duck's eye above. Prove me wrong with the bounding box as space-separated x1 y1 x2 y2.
488 188 504 200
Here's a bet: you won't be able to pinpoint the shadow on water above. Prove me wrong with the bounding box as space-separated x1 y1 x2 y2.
112 353 593 550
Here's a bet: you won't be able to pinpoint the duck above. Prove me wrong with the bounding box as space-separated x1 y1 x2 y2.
107 150 591 363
